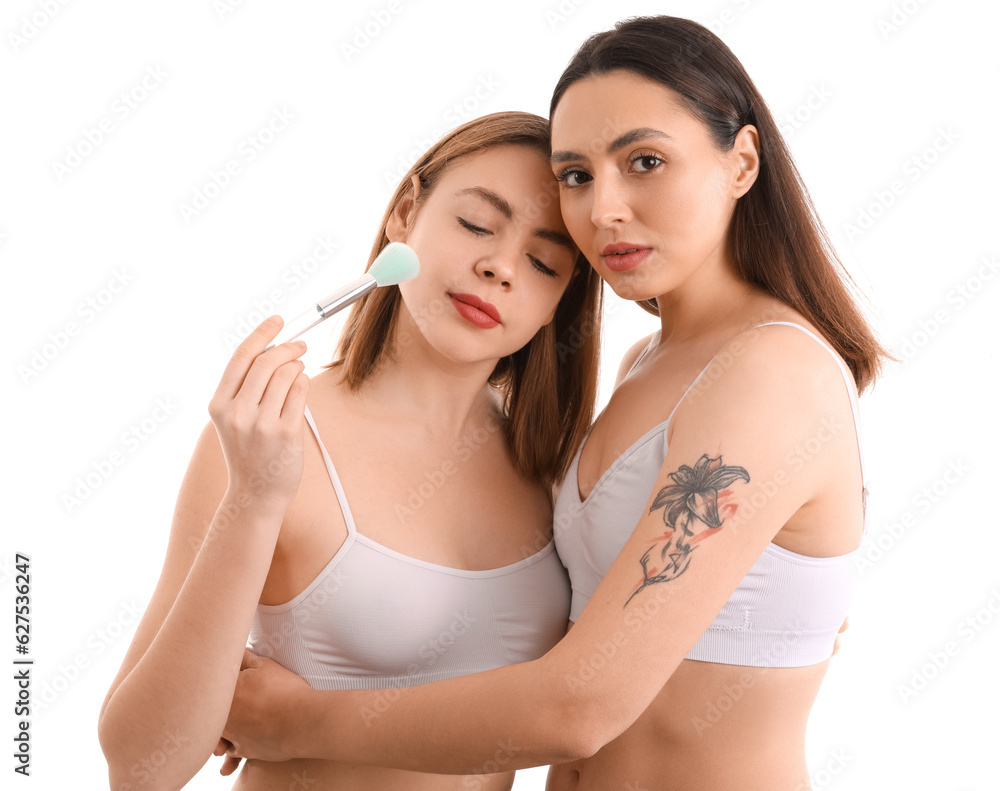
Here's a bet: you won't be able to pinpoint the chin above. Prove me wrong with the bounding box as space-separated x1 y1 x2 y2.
601 266 675 304
605 281 661 304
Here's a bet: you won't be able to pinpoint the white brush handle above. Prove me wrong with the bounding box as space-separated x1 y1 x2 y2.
269 274 376 347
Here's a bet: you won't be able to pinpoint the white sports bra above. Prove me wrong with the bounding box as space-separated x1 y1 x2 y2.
248 406 571 689
553 322 869 667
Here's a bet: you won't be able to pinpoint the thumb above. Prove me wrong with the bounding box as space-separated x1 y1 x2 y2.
240 647 261 670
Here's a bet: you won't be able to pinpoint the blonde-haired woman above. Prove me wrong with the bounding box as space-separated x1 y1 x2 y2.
97 111 602 791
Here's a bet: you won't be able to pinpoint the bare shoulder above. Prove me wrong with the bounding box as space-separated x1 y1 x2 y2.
737 320 855 398
615 332 660 388
673 320 855 444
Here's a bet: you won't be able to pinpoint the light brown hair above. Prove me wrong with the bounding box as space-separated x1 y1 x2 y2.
326 111 603 485
551 16 893 392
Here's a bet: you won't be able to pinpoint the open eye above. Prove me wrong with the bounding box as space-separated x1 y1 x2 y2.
458 217 491 235
630 153 664 173
555 168 592 188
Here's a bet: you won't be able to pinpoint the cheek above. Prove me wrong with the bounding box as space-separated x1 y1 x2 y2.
657 171 730 236
559 194 591 237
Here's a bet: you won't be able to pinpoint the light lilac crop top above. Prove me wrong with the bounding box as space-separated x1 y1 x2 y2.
248 406 571 690
552 322 869 668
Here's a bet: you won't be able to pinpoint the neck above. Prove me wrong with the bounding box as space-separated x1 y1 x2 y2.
654 249 754 345
354 305 501 437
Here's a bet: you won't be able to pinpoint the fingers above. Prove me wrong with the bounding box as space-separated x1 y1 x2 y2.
258 356 308 420
212 317 309 410
281 371 311 421
213 316 285 403
231 340 307 413
240 647 260 670
220 754 242 776
839 617 850 634
215 738 242 776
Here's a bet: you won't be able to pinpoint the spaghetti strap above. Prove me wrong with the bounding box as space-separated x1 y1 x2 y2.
627 332 660 376
664 356 718 427
302 405 358 536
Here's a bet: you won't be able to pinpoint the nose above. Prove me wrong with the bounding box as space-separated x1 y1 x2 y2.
475 250 515 288
590 173 631 228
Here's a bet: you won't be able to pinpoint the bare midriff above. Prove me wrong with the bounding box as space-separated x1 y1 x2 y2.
545 641 828 791
232 760 515 791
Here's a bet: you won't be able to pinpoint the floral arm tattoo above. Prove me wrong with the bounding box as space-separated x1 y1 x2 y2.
625 454 750 608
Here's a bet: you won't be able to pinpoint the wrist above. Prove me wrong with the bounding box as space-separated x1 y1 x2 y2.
217 488 290 529
283 684 317 760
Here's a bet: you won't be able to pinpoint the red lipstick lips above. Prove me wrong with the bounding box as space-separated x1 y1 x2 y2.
449 292 501 329
601 242 651 272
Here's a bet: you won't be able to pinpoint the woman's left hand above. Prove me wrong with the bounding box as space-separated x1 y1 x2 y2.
220 648 313 765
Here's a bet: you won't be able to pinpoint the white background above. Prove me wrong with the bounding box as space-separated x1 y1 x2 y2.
3 0 998 788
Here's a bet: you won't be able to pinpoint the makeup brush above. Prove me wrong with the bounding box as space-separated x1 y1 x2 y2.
269 242 420 347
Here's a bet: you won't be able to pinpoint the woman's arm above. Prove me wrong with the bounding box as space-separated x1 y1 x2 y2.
223 324 851 772
98 317 309 791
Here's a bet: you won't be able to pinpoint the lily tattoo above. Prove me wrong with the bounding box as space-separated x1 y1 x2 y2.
626 454 750 607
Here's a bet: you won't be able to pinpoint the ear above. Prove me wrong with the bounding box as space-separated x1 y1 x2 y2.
385 174 422 242
730 124 760 199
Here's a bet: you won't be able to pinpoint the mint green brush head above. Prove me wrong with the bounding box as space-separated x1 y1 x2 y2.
370 242 420 286
267 242 421 347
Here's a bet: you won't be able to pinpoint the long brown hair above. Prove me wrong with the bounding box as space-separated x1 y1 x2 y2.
326 111 603 485
550 16 891 392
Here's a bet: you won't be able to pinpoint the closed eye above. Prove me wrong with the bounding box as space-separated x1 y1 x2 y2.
529 255 558 278
458 217 490 235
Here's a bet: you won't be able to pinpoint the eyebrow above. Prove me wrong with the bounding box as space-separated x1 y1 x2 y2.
457 187 512 219
456 186 577 253
550 127 672 164
534 227 576 253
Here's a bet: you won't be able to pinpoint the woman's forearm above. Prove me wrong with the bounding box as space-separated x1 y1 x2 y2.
289 655 598 772
99 494 282 791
